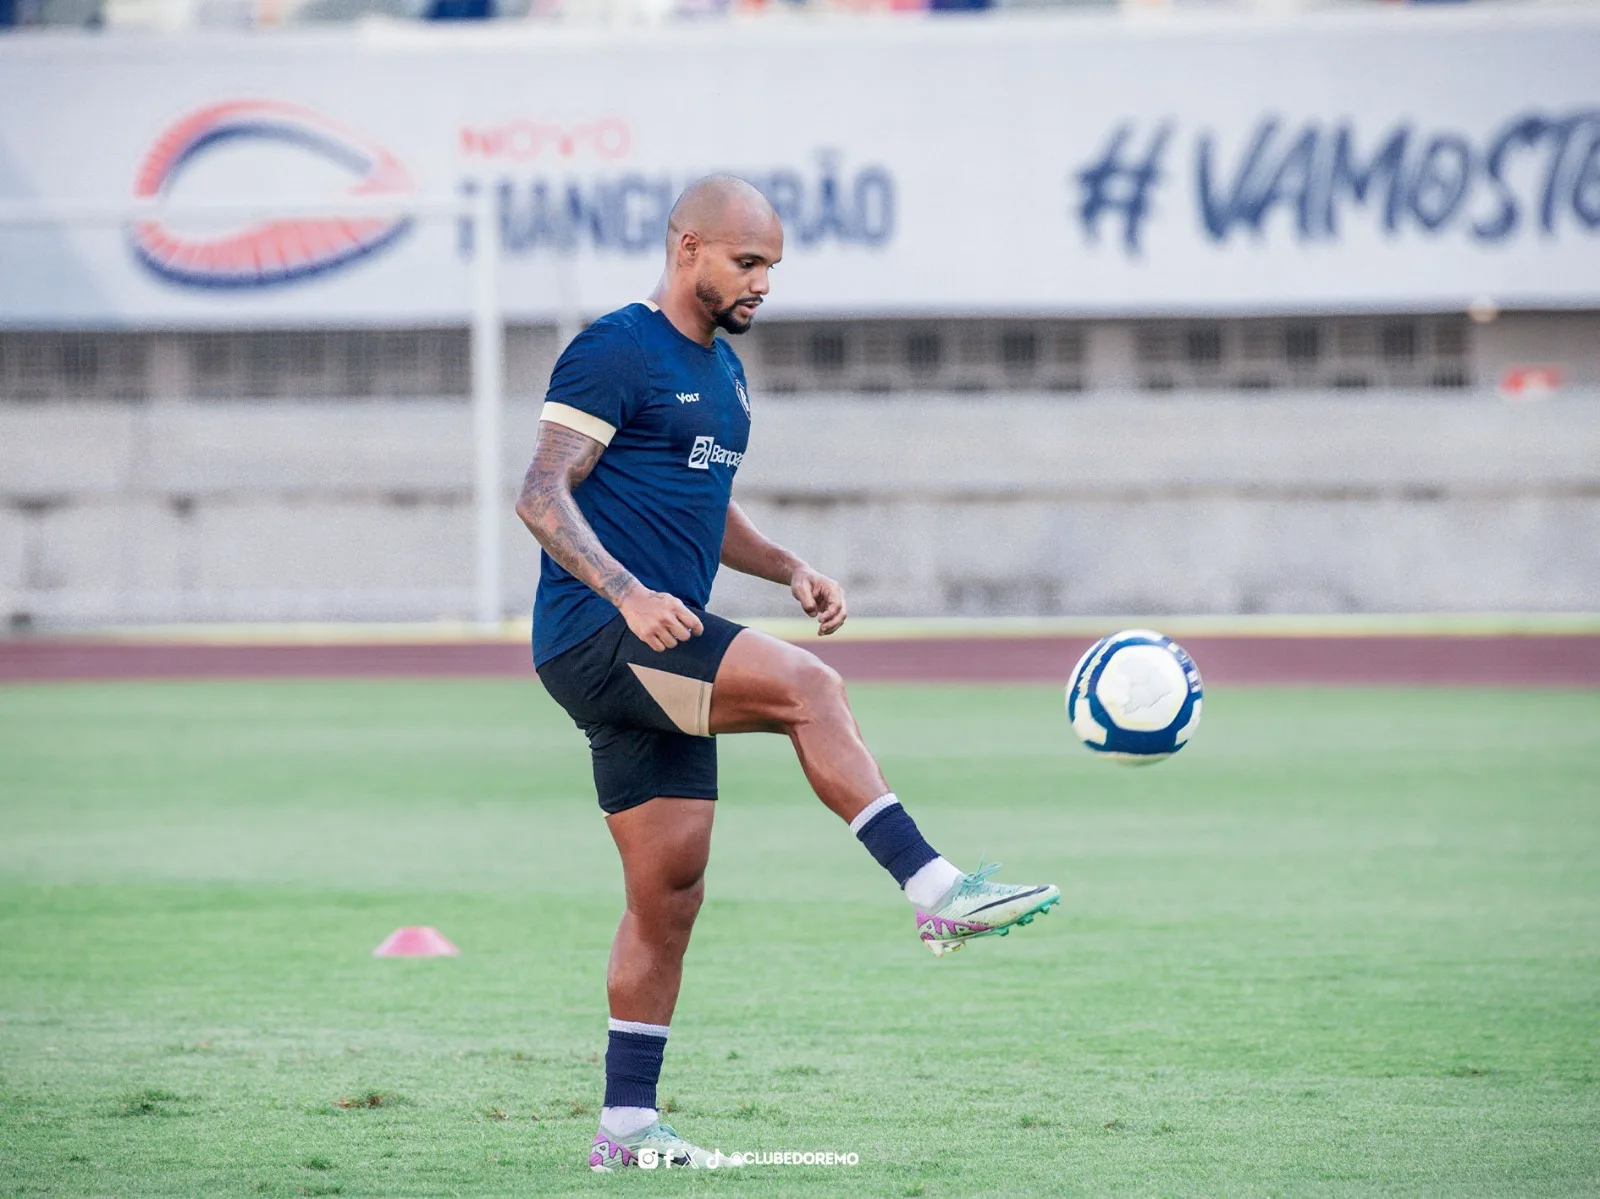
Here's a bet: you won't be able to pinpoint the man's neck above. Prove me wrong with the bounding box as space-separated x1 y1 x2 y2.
648 286 716 347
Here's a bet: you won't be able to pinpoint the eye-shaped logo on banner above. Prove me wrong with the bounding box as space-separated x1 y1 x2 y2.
128 100 415 289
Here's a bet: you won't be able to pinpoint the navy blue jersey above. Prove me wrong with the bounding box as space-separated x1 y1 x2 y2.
532 302 752 667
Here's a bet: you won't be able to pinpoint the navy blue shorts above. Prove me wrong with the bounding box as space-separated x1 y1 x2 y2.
536 608 746 815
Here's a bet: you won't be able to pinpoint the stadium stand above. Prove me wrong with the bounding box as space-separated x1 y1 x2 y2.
0 0 1529 31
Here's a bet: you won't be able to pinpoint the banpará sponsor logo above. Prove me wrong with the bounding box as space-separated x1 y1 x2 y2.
686 435 744 471
636 1147 860 1169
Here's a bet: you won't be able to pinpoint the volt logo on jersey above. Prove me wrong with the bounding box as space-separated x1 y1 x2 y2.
676 392 701 404
687 436 743 471
127 99 415 289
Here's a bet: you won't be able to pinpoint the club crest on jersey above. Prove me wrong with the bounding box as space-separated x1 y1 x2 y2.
687 435 743 471
735 378 750 418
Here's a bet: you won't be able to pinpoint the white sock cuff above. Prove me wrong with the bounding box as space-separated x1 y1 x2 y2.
904 856 965 909
600 1105 659 1138
608 1017 670 1039
849 793 901 835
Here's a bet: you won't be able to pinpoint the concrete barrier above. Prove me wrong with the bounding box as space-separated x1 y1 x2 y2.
2 390 1596 625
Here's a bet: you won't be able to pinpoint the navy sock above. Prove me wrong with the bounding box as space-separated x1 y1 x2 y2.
852 795 940 886
603 1027 666 1110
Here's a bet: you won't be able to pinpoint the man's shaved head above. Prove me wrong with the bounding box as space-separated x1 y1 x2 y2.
656 175 783 339
666 174 779 250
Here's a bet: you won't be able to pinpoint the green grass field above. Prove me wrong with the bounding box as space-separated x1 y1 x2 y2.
2 679 1597 1197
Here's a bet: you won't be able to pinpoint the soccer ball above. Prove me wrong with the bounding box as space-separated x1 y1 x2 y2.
1065 629 1203 764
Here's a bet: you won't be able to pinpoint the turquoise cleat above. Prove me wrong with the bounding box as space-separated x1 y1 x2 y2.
589 1120 741 1171
915 863 1060 957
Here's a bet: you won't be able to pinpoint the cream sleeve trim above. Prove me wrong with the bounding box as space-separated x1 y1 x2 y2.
539 402 617 447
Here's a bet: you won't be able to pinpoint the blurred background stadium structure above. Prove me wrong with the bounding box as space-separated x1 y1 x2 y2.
1 6 1597 627
14 0 1583 33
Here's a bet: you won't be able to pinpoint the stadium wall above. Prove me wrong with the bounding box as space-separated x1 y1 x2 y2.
3 390 1595 625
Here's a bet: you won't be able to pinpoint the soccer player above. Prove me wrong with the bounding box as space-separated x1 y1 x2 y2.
515 176 1060 1172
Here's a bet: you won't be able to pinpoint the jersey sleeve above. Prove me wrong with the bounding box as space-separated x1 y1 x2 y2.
539 320 646 446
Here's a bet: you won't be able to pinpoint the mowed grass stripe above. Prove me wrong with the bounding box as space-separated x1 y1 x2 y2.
1 681 1597 1197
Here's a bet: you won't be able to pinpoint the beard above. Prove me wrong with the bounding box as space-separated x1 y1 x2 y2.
696 278 756 335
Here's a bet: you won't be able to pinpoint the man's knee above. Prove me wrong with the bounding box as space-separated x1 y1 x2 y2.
671 875 706 925
785 653 848 726
634 872 704 934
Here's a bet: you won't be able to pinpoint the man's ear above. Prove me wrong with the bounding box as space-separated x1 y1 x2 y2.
677 230 700 269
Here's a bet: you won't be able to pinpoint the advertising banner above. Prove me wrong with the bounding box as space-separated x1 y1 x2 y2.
1 11 1597 324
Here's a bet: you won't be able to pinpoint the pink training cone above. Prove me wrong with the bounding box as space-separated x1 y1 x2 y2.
372 926 459 957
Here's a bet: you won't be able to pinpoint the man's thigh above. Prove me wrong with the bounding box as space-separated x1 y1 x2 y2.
605 796 715 896
708 626 835 735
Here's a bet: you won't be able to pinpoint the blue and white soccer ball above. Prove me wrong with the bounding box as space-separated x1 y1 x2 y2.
1065 629 1203 765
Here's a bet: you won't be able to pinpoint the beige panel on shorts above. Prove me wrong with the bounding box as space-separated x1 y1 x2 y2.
628 664 714 738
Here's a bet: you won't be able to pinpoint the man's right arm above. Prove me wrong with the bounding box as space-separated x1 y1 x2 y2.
515 420 703 652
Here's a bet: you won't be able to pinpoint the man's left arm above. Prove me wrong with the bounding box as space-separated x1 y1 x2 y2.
720 500 847 636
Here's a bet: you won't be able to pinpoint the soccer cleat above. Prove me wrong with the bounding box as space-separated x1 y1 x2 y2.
916 862 1060 957
588 1120 741 1171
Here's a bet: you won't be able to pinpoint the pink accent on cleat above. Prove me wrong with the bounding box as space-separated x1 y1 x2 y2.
589 1134 636 1170
917 912 995 939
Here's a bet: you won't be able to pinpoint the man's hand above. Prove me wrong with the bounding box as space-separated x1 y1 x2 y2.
619 586 704 652
790 566 847 636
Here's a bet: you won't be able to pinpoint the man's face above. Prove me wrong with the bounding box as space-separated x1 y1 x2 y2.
689 216 783 336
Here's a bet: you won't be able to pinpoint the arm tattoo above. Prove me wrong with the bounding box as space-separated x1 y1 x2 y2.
515 422 638 606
